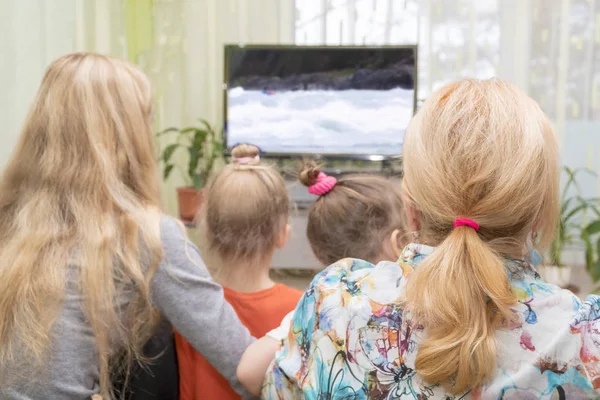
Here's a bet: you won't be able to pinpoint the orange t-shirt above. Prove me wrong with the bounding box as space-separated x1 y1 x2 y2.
175 283 303 400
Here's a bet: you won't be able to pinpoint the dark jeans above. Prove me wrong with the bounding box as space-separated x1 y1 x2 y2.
113 319 179 400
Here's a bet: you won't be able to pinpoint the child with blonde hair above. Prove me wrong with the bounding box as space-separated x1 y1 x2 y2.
174 144 303 400
255 79 600 398
237 160 409 394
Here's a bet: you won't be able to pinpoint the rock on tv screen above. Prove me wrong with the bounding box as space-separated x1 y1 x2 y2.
224 45 416 156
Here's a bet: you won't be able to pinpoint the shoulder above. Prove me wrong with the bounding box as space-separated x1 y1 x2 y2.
274 260 412 396
291 258 411 333
158 214 199 258
275 284 304 303
310 258 412 303
154 214 206 278
159 214 187 243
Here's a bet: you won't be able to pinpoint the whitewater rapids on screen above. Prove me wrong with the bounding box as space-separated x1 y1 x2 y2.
226 87 413 155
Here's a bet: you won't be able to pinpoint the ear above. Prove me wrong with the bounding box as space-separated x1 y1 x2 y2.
389 229 405 259
275 223 291 249
378 229 406 262
404 203 421 232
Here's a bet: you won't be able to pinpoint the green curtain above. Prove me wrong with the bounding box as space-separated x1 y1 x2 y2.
125 0 153 63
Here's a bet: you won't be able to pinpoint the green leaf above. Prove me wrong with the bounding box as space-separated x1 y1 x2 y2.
180 127 200 135
157 121 222 187
188 147 200 177
163 164 175 180
563 202 588 224
594 262 600 283
156 127 179 137
192 174 204 189
193 130 208 149
162 143 179 163
589 204 600 218
198 119 214 134
561 167 596 200
586 220 600 235
561 167 577 201
581 228 594 270
560 197 573 216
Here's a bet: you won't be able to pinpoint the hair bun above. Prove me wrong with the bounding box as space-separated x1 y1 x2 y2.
231 143 261 166
298 159 321 187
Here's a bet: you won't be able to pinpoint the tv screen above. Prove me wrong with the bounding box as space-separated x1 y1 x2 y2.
224 45 416 157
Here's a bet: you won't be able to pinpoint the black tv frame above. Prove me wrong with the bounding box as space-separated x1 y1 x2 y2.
222 44 418 161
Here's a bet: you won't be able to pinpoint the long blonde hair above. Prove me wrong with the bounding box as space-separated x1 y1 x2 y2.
403 79 559 393
0 53 163 398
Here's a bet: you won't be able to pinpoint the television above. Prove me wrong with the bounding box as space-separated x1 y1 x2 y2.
223 45 417 158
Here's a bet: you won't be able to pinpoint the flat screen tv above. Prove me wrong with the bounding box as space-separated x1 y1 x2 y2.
224 45 417 158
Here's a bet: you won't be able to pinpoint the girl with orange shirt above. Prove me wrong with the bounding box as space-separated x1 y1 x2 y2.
174 144 303 400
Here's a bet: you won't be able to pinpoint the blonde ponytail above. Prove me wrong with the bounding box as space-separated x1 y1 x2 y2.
406 226 516 392
402 79 559 393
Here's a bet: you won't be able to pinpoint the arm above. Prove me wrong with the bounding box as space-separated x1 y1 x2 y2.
151 216 255 397
262 287 322 400
238 311 295 395
262 279 326 399
237 336 280 395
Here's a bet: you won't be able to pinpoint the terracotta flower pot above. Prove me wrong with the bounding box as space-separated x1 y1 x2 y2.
177 187 203 223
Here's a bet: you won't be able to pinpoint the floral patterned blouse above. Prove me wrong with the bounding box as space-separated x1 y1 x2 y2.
262 243 600 399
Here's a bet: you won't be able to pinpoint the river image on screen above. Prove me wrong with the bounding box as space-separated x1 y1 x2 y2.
225 47 416 156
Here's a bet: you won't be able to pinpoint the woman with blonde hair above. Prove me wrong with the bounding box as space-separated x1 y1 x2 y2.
262 79 600 398
0 53 253 399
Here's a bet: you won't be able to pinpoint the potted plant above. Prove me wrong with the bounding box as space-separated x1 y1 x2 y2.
157 119 223 222
580 197 600 288
542 167 599 287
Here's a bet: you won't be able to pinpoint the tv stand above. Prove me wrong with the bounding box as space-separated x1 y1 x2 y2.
319 160 399 178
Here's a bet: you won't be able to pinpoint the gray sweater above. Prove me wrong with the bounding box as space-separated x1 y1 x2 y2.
0 216 254 399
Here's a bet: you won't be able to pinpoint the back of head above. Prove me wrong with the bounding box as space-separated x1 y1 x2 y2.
204 144 289 265
402 79 559 392
0 53 162 397
2 52 159 205
299 160 407 265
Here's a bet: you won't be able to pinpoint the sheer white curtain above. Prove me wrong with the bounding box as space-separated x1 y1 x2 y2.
0 0 294 214
0 0 79 170
75 0 296 214
295 0 499 101
295 0 600 195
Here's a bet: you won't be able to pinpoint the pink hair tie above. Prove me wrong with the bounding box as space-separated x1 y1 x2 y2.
233 155 260 165
308 172 337 196
453 218 479 231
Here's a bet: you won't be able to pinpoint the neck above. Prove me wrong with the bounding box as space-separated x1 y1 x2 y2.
216 258 275 293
